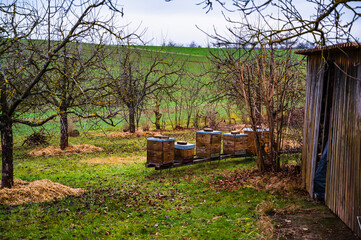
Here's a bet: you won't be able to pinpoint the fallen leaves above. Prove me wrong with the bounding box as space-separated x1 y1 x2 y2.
209 165 302 194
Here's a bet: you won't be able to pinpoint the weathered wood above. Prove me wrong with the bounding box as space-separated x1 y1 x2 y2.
196 130 222 158
146 137 175 166
175 148 194 162
324 51 361 238
174 142 195 163
300 45 361 238
223 133 248 155
301 54 325 196
243 128 270 155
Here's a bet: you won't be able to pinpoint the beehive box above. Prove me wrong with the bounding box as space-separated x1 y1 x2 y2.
146 136 175 166
196 129 222 158
174 141 195 163
223 131 248 155
243 128 270 155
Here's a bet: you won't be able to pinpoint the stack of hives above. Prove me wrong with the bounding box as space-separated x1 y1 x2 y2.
223 131 248 156
145 127 269 168
243 128 270 154
196 128 222 158
146 135 175 166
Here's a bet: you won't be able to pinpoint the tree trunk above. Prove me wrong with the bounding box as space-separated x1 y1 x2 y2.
154 102 162 130
129 108 135 133
60 110 68 150
1 116 14 188
186 114 191 128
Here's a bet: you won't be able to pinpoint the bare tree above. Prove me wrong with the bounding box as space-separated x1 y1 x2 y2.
212 44 304 171
106 44 183 133
181 75 206 128
40 40 116 150
0 0 124 188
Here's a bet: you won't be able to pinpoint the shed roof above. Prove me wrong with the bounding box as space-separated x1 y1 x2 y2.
295 42 360 55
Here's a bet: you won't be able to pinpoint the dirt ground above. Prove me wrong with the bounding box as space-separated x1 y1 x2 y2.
211 166 360 239
273 207 360 239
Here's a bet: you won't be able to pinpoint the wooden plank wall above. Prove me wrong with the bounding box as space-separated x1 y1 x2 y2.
325 49 361 238
302 55 326 195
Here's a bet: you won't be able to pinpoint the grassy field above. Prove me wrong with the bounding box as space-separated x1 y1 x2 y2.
1 129 349 239
0 46 324 239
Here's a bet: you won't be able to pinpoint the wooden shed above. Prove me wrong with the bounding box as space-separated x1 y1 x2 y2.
297 43 361 238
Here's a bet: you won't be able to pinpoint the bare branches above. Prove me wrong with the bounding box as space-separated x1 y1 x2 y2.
105 44 184 132
198 0 360 46
0 0 126 188
211 45 305 171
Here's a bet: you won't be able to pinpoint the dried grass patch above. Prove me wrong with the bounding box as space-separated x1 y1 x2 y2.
28 144 103 157
257 200 276 239
0 179 84 205
258 214 274 240
91 130 156 138
107 130 155 138
85 156 146 165
210 165 302 194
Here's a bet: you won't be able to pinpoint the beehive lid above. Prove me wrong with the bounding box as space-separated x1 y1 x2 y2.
196 130 222 135
147 137 175 142
243 128 269 132
224 133 248 137
153 135 170 139
175 142 195 149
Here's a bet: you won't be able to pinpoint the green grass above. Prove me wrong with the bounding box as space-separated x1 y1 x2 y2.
2 44 308 239
1 129 317 239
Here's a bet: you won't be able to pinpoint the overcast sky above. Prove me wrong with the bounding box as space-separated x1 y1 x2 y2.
119 0 361 47
120 0 237 46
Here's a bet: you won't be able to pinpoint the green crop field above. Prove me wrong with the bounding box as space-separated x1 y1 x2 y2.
10 45 306 140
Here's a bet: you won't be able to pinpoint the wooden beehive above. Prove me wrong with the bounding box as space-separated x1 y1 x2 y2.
196 129 222 158
174 141 195 163
223 131 248 155
243 128 270 155
146 135 175 166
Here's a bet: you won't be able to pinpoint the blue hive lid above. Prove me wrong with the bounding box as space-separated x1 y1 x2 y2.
147 137 175 142
223 133 248 137
196 130 222 135
175 143 195 149
243 128 269 132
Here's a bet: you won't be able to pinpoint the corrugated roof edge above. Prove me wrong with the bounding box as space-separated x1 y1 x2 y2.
295 42 361 55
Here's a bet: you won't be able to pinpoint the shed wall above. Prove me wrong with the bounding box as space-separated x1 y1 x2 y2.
302 55 325 195
302 48 361 238
325 50 361 238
